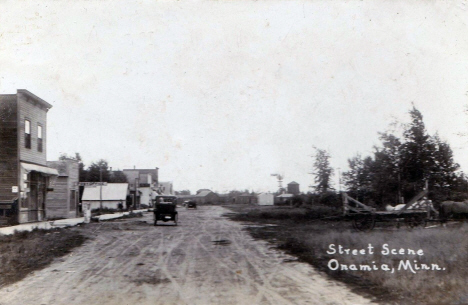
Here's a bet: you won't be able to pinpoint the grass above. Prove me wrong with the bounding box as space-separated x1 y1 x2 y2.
0 228 86 287
224 204 341 221
225 204 468 305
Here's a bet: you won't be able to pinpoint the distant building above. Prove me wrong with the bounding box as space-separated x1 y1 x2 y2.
123 168 159 207
236 194 257 205
0 90 59 224
159 181 174 195
276 193 294 205
287 181 300 195
196 189 212 195
81 183 129 210
46 159 79 219
257 192 274 205
177 190 220 205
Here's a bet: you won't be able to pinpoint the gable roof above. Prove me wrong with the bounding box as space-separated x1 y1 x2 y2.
197 190 213 197
82 183 128 201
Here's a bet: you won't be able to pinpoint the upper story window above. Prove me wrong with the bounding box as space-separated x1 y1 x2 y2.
37 124 43 152
25 119 31 149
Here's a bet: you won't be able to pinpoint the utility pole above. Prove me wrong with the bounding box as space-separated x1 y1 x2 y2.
337 167 341 193
135 178 139 210
99 167 103 210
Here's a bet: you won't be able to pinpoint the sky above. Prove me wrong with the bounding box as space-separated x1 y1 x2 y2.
1 0 467 193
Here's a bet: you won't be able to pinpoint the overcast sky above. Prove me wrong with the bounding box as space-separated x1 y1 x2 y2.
1 0 467 193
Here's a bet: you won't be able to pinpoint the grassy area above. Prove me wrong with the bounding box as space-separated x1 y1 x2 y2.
225 204 341 221
225 204 468 305
0 228 86 287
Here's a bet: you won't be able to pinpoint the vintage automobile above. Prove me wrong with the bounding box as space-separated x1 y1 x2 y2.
153 196 178 226
185 200 197 209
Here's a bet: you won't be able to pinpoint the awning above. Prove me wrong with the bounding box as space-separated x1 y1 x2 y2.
21 162 59 176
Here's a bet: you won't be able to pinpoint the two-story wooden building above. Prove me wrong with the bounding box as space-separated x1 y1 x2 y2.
0 90 58 224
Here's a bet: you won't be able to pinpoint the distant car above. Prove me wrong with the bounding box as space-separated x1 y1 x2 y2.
186 200 197 209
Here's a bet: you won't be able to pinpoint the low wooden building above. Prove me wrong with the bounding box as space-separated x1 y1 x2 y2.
236 194 257 205
46 160 79 219
257 192 274 205
81 183 129 210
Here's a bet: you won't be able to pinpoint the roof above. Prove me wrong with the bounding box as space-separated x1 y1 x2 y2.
288 181 299 185
197 191 213 197
123 168 158 173
17 89 53 109
277 194 294 198
21 162 59 176
82 183 128 201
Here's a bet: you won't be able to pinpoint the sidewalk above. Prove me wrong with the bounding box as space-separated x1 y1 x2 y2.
0 209 148 235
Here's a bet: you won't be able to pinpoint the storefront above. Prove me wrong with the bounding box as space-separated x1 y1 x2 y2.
19 162 58 223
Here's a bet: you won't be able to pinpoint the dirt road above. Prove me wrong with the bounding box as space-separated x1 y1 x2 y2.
0 206 374 305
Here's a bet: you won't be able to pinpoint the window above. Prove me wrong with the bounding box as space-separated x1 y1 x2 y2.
25 120 31 149
37 125 43 152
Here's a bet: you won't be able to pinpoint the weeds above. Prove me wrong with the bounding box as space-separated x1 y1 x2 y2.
0 228 86 287
226 205 468 305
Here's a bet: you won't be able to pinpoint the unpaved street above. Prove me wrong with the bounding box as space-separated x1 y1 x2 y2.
0 206 374 305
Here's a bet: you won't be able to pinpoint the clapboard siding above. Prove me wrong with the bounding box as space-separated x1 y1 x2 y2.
0 95 18 202
18 93 47 166
46 160 79 218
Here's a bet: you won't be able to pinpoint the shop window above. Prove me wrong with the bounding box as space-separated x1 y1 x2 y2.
37 124 43 152
25 120 31 149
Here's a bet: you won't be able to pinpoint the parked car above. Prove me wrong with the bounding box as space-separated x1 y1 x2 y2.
186 200 197 209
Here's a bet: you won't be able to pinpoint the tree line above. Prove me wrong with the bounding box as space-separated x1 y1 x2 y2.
311 106 468 208
58 153 128 183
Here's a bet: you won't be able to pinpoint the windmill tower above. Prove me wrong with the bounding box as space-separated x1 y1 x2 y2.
271 173 284 194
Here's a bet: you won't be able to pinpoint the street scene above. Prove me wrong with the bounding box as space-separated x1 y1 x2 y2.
1 1 468 305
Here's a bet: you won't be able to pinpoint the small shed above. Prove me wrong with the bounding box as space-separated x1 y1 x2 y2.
257 193 274 206
82 183 129 210
276 193 294 205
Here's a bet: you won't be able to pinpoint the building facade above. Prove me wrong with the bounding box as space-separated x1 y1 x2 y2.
46 160 79 219
0 90 58 224
123 168 159 207
159 181 174 195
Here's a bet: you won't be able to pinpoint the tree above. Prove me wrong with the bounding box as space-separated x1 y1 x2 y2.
312 148 334 193
86 159 110 182
110 170 128 183
59 152 87 182
400 106 436 196
342 154 373 203
429 134 460 201
371 132 403 205
342 106 465 207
